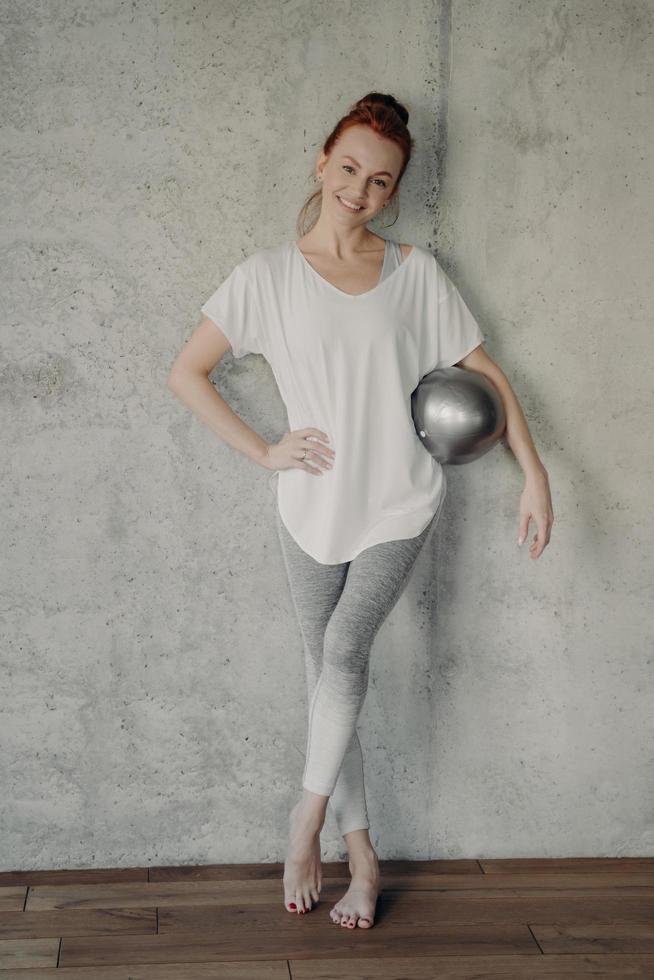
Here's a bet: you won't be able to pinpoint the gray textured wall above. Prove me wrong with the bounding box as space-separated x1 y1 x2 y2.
2 0 652 871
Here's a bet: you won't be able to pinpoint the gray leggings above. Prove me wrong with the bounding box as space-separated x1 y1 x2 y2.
275 493 445 837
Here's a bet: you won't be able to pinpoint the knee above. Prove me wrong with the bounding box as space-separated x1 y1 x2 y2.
323 616 373 676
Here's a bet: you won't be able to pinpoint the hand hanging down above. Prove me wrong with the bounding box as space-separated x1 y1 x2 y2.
518 469 554 560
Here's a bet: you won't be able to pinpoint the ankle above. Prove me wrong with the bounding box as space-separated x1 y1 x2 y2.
294 794 327 832
343 828 375 855
348 844 379 874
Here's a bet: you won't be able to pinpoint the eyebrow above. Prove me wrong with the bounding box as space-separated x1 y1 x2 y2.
341 155 394 179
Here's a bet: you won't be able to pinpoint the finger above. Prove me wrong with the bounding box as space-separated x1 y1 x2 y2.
536 517 548 546
299 448 331 471
302 436 336 460
300 428 331 444
301 443 334 468
530 523 546 557
296 452 324 475
518 514 530 546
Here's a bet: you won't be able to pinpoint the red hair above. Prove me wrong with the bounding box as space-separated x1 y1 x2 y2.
297 92 415 237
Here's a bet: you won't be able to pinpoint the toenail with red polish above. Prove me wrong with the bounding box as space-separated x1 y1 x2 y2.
289 903 296 910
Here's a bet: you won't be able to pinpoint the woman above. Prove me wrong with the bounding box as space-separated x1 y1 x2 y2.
168 92 554 929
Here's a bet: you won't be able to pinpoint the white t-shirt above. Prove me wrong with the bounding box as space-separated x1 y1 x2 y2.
201 241 485 564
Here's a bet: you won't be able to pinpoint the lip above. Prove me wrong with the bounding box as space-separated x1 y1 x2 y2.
336 194 365 212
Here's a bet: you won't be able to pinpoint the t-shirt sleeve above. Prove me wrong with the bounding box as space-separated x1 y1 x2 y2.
200 262 264 359
434 278 485 369
420 258 485 375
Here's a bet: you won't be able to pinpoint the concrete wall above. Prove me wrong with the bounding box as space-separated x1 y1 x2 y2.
2 0 652 870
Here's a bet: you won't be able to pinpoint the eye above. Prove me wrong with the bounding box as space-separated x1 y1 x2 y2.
342 165 387 188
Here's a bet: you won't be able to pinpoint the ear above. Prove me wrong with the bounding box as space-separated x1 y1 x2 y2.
316 150 328 179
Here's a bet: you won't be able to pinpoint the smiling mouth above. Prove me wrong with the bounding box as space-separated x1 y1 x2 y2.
336 195 365 212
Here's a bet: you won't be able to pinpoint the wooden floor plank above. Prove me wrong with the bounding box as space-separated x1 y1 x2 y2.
288 953 654 978
0 906 156 939
58 923 537 968
24 871 654 911
531 919 654 954
480 857 654 874
0 867 149 886
5 955 654 979
0 888 27 912
5 953 654 980
0 962 287 979
0 936 59 971
157 890 654 931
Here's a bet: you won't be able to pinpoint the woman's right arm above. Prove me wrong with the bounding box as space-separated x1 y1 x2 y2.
167 318 334 475
167 317 269 466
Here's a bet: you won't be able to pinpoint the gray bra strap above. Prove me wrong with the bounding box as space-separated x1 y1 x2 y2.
379 239 404 282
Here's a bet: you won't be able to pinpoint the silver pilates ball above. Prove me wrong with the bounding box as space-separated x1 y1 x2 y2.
411 366 506 464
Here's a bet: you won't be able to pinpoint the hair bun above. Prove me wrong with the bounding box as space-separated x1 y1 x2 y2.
357 92 409 126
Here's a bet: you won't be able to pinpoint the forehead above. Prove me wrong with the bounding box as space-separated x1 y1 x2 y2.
335 126 403 172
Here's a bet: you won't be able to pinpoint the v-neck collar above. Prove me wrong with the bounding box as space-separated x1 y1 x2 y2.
293 240 416 299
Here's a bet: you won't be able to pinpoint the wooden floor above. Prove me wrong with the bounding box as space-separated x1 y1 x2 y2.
0 857 653 977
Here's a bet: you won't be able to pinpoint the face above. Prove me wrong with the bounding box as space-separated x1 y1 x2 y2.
316 124 404 224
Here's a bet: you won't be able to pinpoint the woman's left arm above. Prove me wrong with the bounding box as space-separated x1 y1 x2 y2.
457 345 554 560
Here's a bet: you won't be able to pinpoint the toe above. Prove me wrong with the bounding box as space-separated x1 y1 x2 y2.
358 916 373 928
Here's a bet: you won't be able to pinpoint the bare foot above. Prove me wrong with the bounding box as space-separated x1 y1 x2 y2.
330 846 380 928
283 800 323 914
